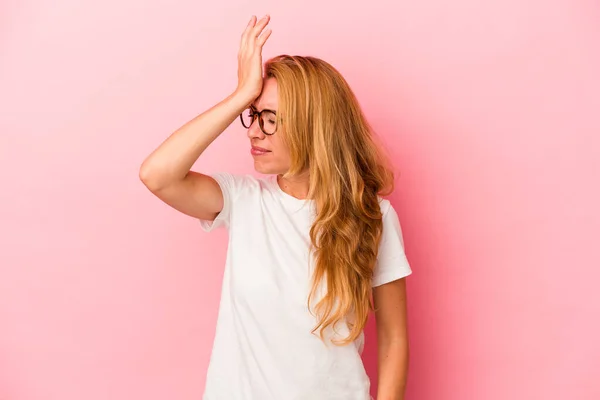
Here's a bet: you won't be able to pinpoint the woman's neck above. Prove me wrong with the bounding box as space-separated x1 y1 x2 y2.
277 173 310 200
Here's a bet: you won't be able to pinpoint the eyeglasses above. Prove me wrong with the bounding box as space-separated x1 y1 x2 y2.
240 106 278 135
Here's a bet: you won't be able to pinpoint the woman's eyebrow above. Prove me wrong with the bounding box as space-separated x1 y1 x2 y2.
250 104 277 114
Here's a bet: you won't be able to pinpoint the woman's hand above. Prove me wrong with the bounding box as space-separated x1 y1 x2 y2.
235 15 272 104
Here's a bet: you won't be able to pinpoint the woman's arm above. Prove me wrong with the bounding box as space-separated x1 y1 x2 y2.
139 15 271 220
373 278 410 400
139 90 251 220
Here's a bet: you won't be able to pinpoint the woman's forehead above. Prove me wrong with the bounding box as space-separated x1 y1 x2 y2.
253 78 278 109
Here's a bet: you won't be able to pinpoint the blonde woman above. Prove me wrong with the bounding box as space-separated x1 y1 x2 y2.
140 15 412 400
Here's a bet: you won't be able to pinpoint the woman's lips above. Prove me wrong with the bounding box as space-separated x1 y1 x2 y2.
251 146 271 156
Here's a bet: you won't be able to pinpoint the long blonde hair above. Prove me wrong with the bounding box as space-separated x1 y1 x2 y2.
264 55 395 346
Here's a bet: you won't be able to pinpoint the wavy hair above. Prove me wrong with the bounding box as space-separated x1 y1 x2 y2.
264 55 395 346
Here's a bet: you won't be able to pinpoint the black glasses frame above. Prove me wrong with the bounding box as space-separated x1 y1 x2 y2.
239 106 278 135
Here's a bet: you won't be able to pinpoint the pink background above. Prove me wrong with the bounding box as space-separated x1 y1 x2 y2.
1 0 599 399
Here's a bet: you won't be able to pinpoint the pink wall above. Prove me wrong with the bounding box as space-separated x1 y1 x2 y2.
1 0 599 399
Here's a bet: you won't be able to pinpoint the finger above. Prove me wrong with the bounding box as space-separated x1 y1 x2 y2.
249 15 270 46
241 15 256 48
240 15 257 49
256 28 272 48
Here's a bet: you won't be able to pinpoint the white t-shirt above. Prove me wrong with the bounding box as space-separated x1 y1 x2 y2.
199 172 412 400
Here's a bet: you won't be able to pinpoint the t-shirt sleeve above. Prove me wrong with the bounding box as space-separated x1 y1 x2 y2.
198 172 243 232
371 201 413 287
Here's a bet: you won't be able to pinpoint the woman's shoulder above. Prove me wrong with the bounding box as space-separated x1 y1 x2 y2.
377 197 393 215
211 172 274 197
212 171 266 185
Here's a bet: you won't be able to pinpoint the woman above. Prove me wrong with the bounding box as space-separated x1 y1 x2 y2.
140 15 412 400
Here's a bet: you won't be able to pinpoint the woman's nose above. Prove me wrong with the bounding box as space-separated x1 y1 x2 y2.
247 119 265 139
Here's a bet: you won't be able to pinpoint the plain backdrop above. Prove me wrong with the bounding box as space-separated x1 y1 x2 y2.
1 0 599 399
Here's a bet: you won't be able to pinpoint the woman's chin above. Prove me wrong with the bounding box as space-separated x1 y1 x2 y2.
253 163 272 175
253 162 285 176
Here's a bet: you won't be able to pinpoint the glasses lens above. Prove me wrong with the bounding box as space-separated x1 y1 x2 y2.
260 110 277 135
241 108 254 128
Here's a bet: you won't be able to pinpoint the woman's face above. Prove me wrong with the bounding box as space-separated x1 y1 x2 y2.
247 77 291 175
